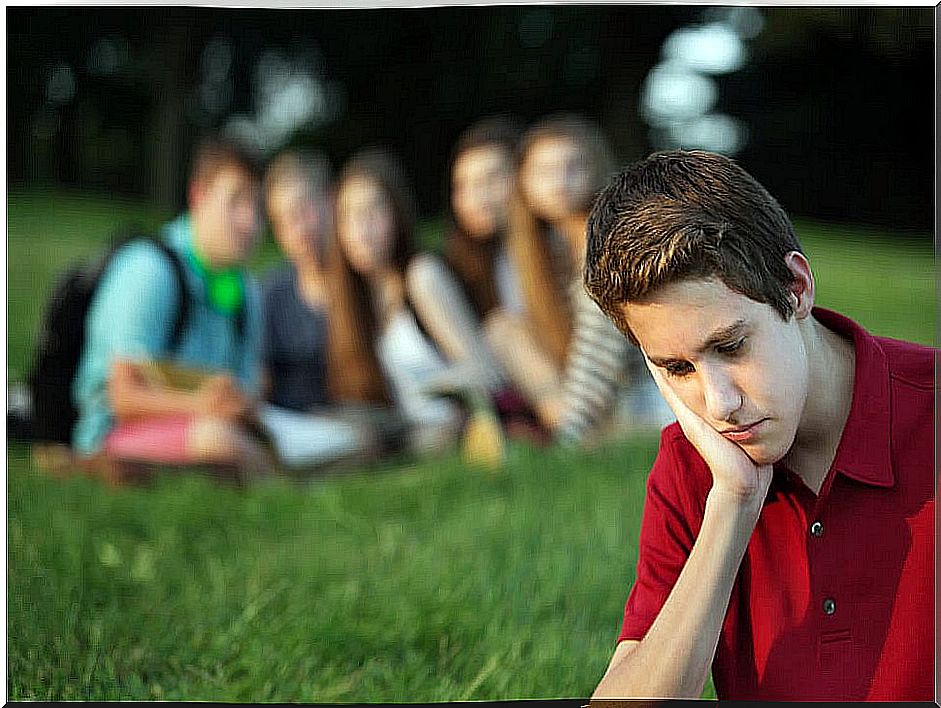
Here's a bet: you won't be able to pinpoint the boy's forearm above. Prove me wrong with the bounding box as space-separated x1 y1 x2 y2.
108 375 204 421
593 490 763 699
110 389 201 421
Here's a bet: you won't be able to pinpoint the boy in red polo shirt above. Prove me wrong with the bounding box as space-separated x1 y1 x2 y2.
583 150 934 701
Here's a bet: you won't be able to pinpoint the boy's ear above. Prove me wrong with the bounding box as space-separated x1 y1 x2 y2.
784 251 815 318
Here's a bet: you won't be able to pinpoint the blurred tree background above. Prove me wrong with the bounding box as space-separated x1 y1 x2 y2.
7 5 933 233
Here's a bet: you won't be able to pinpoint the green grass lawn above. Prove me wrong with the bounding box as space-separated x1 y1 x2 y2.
8 437 657 701
6 187 934 701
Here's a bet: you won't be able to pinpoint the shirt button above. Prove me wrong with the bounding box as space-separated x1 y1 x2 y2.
810 521 824 537
823 598 836 615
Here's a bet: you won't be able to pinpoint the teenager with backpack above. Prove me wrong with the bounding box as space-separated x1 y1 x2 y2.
65 135 271 483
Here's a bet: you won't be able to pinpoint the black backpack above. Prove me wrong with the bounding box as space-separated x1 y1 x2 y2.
25 232 192 444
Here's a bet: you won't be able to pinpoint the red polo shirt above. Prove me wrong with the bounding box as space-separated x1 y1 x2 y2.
618 308 935 700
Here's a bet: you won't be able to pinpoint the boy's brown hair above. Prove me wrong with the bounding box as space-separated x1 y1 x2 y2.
189 133 264 187
584 149 803 344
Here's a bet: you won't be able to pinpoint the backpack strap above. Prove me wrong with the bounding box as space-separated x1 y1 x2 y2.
146 238 191 352
234 299 246 341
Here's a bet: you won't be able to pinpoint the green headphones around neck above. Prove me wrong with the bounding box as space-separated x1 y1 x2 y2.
186 244 245 316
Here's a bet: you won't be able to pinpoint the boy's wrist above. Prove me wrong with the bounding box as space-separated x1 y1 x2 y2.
704 485 766 530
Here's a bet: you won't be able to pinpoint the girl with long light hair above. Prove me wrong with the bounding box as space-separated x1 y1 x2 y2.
487 113 669 445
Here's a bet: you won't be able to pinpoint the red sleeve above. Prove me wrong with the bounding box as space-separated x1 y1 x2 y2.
618 424 711 642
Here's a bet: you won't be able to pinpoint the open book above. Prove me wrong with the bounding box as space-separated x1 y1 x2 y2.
137 359 215 392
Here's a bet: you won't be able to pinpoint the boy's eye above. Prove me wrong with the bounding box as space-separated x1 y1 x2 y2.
716 337 746 355
664 361 694 378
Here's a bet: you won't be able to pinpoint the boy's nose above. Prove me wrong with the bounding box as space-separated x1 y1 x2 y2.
701 366 743 423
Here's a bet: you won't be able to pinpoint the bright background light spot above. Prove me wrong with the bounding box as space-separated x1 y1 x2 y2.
641 62 717 124
662 23 746 75
654 113 746 155
223 47 339 155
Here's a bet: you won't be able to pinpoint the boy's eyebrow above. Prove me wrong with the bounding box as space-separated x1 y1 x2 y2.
698 319 748 353
646 319 748 368
647 356 685 368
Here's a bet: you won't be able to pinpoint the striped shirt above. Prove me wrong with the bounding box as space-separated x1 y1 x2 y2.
555 277 634 445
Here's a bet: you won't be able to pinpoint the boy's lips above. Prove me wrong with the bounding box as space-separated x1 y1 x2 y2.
720 418 768 442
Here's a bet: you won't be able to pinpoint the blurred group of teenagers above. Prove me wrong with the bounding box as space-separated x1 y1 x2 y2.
30 112 673 485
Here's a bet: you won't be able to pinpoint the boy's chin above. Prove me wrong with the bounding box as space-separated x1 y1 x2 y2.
738 440 790 468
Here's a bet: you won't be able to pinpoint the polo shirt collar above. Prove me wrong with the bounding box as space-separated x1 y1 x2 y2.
813 307 894 488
